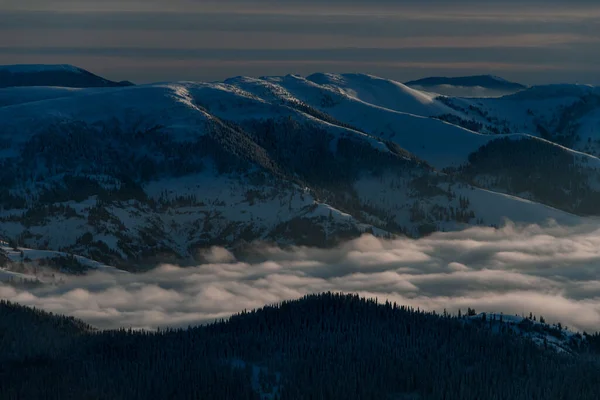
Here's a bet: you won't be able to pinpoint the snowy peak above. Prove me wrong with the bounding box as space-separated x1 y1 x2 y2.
0 64 134 89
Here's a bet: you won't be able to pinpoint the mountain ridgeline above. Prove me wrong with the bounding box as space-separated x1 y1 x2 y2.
0 64 133 88
1 293 599 400
0 66 600 270
404 75 527 97
405 75 526 91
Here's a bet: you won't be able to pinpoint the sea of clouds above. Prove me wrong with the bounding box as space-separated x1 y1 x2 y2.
1 222 599 332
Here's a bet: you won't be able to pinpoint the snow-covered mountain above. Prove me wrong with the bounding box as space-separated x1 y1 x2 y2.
0 64 134 89
405 74 527 97
1 67 596 269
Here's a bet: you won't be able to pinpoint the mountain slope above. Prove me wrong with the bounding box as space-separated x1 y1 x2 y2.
0 82 413 266
0 86 92 107
0 64 134 89
0 241 125 281
0 70 594 268
253 74 600 215
437 84 600 153
305 72 455 115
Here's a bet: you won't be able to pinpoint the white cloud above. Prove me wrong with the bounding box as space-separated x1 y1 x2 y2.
2 222 600 333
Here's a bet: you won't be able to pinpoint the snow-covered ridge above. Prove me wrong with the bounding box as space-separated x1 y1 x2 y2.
0 64 132 89
0 64 84 74
305 72 453 115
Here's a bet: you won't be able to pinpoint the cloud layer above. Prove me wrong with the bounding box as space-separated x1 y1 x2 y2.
1 221 600 333
2 1 600 84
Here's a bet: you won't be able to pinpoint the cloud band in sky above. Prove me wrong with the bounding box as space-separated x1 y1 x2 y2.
1 1 599 84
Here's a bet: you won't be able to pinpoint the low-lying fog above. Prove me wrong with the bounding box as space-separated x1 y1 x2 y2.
2 222 599 333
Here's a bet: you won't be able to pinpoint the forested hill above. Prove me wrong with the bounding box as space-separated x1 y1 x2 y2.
1 294 599 400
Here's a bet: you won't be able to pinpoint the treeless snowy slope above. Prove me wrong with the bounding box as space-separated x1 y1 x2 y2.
306 73 455 116
454 186 580 227
0 86 90 107
0 84 214 147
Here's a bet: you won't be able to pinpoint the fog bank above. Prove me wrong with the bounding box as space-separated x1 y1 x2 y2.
1 222 599 332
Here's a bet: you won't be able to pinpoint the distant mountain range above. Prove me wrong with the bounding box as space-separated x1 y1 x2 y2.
0 64 134 88
405 74 526 90
405 74 527 97
1 66 599 272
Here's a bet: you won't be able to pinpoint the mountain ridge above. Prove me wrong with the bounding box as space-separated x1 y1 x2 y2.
0 64 134 89
405 74 527 90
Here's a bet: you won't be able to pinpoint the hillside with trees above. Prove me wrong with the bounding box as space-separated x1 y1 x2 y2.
1 293 598 400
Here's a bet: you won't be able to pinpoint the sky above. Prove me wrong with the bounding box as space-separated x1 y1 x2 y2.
2 0 600 84
2 222 600 333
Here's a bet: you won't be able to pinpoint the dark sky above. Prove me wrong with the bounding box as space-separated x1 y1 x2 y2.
2 0 599 84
